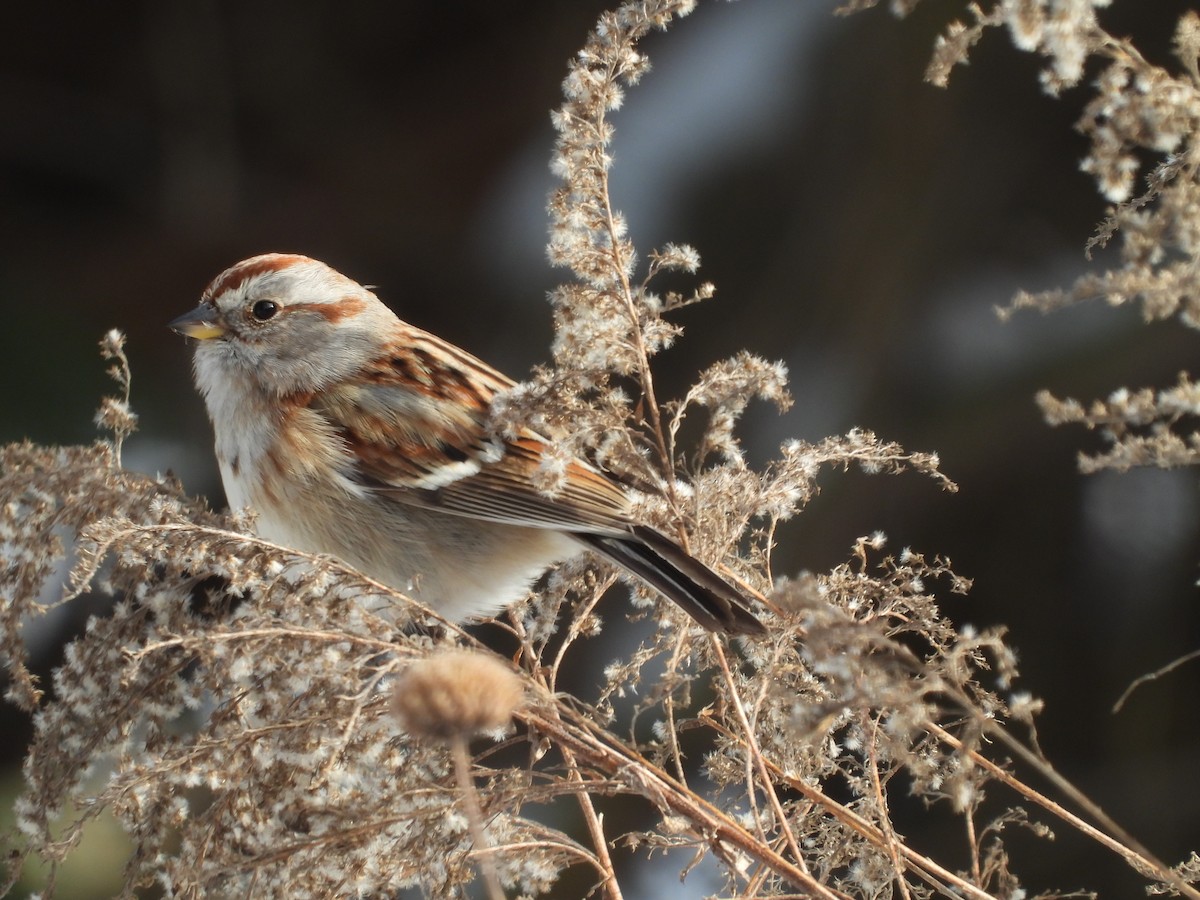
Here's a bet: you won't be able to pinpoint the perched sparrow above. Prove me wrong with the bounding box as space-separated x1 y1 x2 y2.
170 254 764 635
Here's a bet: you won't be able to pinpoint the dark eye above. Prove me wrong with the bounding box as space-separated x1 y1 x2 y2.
250 299 279 321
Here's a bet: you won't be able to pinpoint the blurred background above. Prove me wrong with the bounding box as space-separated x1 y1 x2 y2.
2 1 1197 896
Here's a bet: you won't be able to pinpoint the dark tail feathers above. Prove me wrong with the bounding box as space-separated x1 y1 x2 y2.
579 524 766 636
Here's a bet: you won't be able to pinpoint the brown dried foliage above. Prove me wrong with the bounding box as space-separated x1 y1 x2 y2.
2 2 1198 898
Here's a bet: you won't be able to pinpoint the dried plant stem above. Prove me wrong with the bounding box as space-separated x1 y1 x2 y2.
11 4 1200 896
740 646 779 854
112 521 468 635
523 700 847 898
228 811 457 870
662 631 691 785
864 713 914 900
609 222 672 485
547 572 619 688
582 36 680 495
561 742 624 900
935 722 1200 900
1112 648 1200 713
703 716 999 899
314 664 396 785
709 638 810 877
97 330 135 465
133 627 400 660
964 807 983 888
450 736 506 900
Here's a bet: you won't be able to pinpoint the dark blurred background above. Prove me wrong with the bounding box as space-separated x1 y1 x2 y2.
2 1 1197 896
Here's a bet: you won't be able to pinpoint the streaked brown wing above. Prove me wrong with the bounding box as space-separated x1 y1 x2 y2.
417 437 633 533
310 332 633 534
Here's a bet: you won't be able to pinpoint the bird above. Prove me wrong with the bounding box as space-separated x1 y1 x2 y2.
170 253 765 635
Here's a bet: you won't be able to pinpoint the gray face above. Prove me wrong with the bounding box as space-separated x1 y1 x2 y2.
177 256 396 399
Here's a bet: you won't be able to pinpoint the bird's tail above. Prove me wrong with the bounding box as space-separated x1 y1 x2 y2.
579 525 766 636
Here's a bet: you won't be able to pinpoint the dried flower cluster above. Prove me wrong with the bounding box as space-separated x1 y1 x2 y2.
845 1 1200 477
3 1 1199 898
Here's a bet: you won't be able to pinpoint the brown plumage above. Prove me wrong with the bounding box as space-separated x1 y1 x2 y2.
171 253 765 635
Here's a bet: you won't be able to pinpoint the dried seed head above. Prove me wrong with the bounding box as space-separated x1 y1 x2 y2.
392 650 525 741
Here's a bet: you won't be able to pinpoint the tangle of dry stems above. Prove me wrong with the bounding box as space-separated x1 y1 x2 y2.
3 1 1199 898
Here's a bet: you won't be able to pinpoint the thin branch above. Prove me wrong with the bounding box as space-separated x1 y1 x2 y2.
709 637 809 875
1112 648 1200 713
934 721 1200 900
521 699 848 898
450 736 506 900
864 712 916 900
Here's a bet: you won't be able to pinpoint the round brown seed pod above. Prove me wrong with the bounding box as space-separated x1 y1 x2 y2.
392 650 525 741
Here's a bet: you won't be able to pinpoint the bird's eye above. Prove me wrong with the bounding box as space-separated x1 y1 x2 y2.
250 299 279 321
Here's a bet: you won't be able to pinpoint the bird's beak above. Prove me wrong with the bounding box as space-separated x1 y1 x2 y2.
169 306 226 340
